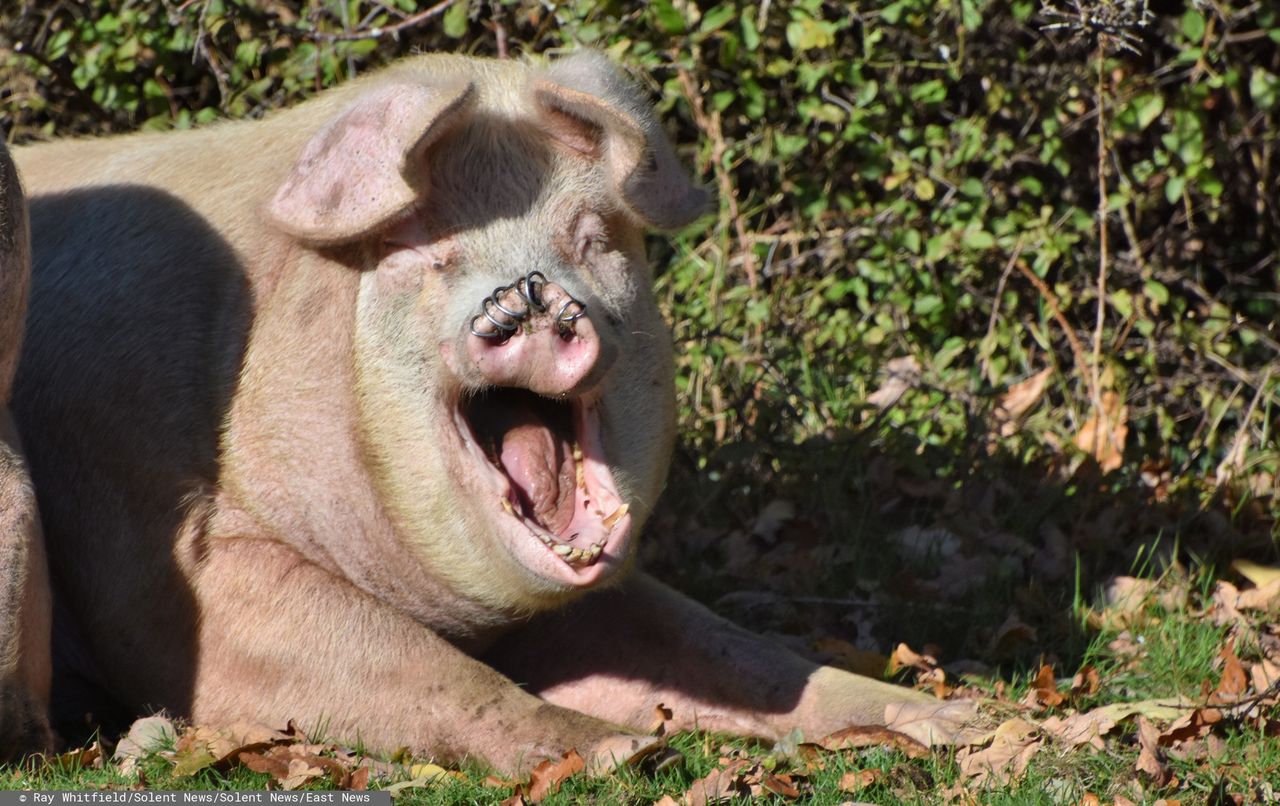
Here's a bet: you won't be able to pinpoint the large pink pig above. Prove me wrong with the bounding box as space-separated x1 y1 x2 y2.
10 51 951 773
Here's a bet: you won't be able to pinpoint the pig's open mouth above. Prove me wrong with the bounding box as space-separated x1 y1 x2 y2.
455 388 630 584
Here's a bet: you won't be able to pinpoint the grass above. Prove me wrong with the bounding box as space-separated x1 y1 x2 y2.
4 558 1276 804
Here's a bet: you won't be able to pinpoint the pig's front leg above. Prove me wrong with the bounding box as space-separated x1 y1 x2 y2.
190 539 660 775
0 414 53 760
484 573 934 742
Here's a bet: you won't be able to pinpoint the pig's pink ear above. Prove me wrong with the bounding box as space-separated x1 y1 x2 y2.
533 53 710 230
267 80 476 244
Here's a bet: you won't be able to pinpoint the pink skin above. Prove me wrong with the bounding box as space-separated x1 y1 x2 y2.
466 281 606 398
449 277 632 589
450 398 632 589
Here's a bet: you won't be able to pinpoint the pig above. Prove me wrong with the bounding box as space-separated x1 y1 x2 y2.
0 141 54 761
9 51 960 773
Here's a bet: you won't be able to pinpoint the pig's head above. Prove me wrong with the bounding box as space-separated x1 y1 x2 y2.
266 52 707 613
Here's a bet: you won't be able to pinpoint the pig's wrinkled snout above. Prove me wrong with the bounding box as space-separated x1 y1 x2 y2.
467 272 606 397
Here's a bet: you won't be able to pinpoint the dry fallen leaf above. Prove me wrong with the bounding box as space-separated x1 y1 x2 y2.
994 367 1053 436
1213 639 1249 703
1231 559 1280 589
866 355 922 410
1040 708 1119 750
52 741 103 770
817 726 930 758
1159 707 1221 747
527 749 585 803
1135 716 1168 785
1073 390 1128 473
956 718 1041 786
680 758 752 806
839 768 882 793
1027 664 1066 709
1071 666 1101 698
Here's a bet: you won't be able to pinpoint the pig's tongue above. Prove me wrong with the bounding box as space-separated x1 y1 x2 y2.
499 415 576 535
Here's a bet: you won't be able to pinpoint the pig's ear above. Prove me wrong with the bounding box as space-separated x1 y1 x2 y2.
267 80 476 244
533 52 710 230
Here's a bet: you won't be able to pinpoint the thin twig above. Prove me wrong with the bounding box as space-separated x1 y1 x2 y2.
1014 259 1097 405
676 66 757 289
313 0 459 42
1090 45 1110 450
981 237 1025 382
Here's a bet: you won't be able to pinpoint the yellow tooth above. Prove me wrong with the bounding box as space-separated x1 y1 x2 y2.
567 548 584 563
588 544 602 557
500 497 515 516
552 544 573 556
602 504 630 530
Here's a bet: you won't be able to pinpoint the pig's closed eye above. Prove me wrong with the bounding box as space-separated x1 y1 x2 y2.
573 212 609 264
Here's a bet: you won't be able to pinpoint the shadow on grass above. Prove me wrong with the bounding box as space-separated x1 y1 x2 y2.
642 407 1277 683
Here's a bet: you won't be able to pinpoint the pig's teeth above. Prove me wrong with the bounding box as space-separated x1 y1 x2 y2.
601 504 629 530
539 533 553 545
588 544 602 558
552 544 573 556
500 497 516 516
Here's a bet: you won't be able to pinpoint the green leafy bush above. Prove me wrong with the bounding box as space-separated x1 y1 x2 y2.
3 0 1279 649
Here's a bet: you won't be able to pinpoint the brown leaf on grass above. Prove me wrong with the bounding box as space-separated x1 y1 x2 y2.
1040 708 1119 750
1250 658 1280 694
500 795 527 806
1135 716 1168 785
1070 666 1101 698
526 749 585 803
241 745 349 790
1027 664 1066 709
888 642 938 674
1073 390 1128 473
994 367 1053 436
839 769 882 793
866 356 921 410
760 772 801 798
681 758 752 806
956 718 1042 787
53 741 103 770
1159 707 1221 746
652 797 680 806
1212 639 1249 703
1217 568 1280 612
817 726 929 758
1230 559 1280 588
170 722 291 777
281 757 327 791
885 699 983 746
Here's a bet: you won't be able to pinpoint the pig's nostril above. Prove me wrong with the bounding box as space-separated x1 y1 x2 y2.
555 298 587 339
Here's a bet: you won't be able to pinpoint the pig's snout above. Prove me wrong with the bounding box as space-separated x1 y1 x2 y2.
467 273 610 397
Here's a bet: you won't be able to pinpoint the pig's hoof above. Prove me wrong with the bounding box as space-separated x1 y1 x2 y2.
585 733 667 776
0 689 55 763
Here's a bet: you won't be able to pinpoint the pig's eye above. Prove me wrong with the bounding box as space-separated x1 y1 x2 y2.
572 212 609 264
